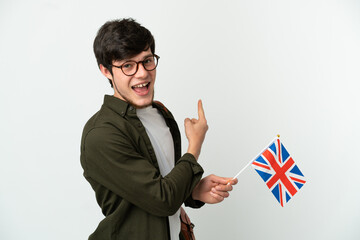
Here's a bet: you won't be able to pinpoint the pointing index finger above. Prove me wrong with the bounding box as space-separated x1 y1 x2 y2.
198 99 206 120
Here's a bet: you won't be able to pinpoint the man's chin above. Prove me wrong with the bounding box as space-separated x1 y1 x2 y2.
132 102 152 109
115 90 155 109
129 95 154 109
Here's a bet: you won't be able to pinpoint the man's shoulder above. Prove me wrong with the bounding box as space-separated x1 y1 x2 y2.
82 105 128 137
80 105 136 151
83 106 113 128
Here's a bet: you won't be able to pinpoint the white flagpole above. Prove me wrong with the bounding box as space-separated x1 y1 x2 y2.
232 136 280 180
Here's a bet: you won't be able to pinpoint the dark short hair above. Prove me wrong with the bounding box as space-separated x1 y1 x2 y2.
93 18 155 87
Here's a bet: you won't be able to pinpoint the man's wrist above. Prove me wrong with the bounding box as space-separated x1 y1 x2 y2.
187 145 200 160
187 148 200 161
191 182 200 200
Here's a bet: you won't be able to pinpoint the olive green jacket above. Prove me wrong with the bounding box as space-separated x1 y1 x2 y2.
80 95 204 239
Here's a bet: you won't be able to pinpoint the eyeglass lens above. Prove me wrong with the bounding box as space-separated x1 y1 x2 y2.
122 55 158 76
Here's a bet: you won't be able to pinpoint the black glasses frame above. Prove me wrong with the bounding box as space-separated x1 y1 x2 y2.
111 54 160 76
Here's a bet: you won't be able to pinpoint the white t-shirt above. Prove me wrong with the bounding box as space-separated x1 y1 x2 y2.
137 106 181 240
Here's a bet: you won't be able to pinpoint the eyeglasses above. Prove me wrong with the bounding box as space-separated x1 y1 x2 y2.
111 54 160 76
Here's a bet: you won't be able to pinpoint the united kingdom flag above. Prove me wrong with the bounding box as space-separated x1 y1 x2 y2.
252 138 306 207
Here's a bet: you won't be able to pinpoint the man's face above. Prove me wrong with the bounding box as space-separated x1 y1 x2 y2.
104 49 156 108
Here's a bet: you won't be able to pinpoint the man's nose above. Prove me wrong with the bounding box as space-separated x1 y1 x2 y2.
134 63 148 78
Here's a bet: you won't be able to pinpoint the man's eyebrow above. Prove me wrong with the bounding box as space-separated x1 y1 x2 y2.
125 54 154 62
114 54 154 65
141 54 154 60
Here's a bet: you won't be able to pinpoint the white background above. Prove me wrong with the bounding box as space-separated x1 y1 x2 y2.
1 0 359 239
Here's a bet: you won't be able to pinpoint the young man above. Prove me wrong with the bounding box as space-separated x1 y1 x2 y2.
80 18 237 240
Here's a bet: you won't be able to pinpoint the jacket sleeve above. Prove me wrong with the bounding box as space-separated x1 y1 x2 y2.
82 125 204 217
184 195 205 209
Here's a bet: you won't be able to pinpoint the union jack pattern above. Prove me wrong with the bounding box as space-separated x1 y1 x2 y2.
252 138 306 207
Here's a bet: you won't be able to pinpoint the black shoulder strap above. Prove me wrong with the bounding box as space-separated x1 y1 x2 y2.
154 100 169 113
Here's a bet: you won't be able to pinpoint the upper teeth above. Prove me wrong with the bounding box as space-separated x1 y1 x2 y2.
134 83 148 88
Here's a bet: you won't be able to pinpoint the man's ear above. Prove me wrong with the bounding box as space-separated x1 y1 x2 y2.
99 64 113 80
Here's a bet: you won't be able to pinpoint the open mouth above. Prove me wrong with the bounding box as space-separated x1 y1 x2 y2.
132 82 150 95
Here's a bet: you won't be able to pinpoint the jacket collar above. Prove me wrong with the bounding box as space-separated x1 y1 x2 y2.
103 95 173 119
103 95 130 117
